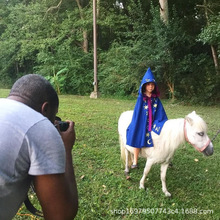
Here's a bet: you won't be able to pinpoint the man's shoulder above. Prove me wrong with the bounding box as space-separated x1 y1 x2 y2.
1 98 49 133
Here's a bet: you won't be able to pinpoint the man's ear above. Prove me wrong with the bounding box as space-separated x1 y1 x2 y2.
41 102 49 117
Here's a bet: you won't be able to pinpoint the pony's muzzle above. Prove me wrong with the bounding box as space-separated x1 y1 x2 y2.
202 142 214 156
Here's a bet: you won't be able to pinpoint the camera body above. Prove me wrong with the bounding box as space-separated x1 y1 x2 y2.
55 116 69 132
58 121 69 132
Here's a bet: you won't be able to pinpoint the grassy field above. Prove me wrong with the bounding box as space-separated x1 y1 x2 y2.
0 89 219 220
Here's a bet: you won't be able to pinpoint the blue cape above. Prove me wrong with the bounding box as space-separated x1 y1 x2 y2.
126 68 168 148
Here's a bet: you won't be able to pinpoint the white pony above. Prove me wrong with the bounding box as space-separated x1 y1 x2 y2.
118 111 214 197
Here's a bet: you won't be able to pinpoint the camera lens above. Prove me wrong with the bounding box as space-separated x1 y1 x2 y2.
59 121 69 132
55 116 69 132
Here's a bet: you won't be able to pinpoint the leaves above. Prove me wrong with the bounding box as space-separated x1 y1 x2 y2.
0 0 219 103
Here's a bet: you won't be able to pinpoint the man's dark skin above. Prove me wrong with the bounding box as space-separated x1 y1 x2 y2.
8 94 78 220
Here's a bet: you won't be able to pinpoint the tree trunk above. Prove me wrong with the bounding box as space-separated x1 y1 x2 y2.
159 0 169 24
159 0 174 99
210 45 219 73
75 0 89 53
82 31 88 53
167 81 175 100
201 0 219 74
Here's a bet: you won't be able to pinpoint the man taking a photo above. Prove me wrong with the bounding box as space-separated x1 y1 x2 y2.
0 74 78 220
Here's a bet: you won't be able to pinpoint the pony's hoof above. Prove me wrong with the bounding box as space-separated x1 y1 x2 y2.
124 171 131 180
165 192 171 197
126 175 131 180
139 185 145 190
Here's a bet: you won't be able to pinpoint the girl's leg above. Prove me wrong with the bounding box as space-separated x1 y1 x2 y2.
132 148 140 167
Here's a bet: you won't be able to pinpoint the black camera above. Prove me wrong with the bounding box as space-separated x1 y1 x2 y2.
55 116 69 132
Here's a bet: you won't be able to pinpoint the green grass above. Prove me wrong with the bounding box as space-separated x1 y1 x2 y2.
0 89 219 220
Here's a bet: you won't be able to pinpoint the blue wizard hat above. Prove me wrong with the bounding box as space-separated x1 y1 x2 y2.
138 68 159 96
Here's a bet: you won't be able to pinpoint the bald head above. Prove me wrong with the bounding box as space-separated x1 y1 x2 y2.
8 74 59 112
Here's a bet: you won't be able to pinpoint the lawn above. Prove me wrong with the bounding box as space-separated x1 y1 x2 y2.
0 89 219 220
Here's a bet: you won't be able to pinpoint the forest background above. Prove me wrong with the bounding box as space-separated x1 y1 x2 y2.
0 0 219 104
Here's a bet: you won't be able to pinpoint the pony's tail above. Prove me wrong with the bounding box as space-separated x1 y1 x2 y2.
119 135 126 163
119 135 132 167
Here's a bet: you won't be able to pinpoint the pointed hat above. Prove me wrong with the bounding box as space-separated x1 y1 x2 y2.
139 67 158 95
141 67 156 85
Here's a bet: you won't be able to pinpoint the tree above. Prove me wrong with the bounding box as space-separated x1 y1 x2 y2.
159 0 169 24
0 0 219 103
197 0 220 74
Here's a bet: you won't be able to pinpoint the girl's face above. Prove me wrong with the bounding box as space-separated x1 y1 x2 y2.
145 82 155 95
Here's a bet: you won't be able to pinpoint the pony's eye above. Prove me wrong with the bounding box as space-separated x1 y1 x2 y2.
197 132 204 137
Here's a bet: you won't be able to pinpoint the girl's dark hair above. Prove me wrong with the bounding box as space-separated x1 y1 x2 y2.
141 82 160 97
9 74 59 110
141 82 156 94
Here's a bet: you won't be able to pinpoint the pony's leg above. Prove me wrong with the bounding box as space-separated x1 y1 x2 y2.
160 163 171 197
139 159 153 189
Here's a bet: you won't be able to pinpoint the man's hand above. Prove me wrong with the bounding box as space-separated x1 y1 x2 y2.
55 120 76 152
59 120 76 152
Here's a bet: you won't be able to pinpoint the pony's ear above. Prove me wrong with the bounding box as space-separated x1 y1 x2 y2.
185 112 195 126
185 116 193 125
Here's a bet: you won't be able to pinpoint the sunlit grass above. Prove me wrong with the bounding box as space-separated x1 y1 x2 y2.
1 89 219 220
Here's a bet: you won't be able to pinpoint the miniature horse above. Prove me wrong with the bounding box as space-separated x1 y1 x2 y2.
118 111 214 197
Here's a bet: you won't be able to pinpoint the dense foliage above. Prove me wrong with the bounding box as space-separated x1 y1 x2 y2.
0 0 219 104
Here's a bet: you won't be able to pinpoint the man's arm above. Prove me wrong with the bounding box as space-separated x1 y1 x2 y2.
33 121 78 220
